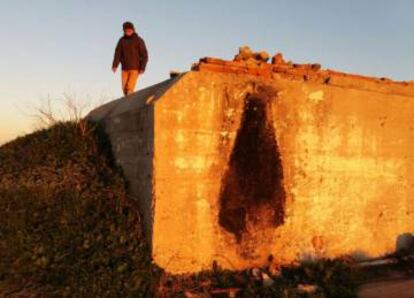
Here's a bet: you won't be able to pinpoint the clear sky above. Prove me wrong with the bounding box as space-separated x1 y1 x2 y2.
1 0 413 144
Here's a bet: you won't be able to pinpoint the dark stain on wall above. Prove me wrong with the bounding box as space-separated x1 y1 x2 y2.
218 96 286 242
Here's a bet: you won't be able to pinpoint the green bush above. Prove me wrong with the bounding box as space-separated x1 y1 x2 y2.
0 122 156 297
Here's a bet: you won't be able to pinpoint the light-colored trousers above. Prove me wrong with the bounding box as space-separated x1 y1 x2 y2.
121 70 139 96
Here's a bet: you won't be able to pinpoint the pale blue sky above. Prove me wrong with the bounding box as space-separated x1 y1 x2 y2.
1 0 413 144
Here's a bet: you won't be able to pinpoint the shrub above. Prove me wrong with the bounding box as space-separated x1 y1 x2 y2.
0 122 157 297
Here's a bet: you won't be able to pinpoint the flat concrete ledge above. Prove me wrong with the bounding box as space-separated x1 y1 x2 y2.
87 74 185 123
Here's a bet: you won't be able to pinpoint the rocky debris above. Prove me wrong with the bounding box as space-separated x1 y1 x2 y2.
170 70 182 78
158 259 358 297
256 51 270 62
233 46 253 61
293 62 322 71
271 52 285 65
297 283 319 294
261 272 275 287
191 46 413 88
234 46 270 63
192 46 324 80
249 267 275 288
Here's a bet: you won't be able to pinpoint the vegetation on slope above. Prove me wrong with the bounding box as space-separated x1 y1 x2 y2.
0 122 157 297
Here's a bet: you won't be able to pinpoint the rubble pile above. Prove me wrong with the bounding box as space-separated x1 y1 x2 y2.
192 46 322 80
191 46 411 87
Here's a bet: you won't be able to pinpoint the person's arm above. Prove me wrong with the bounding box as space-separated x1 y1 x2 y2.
138 37 148 73
112 39 122 72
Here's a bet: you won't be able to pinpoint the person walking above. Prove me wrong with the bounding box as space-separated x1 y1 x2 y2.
112 22 148 96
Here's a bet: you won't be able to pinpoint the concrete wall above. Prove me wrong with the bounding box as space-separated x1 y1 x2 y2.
88 78 178 238
151 71 414 273
89 69 414 274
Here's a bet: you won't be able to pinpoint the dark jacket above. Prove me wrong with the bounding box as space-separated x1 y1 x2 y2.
112 33 148 71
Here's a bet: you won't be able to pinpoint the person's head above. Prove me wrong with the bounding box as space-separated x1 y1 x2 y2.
123 21 135 36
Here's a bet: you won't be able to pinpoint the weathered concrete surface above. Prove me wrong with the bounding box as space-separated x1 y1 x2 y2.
88 77 180 237
89 60 414 274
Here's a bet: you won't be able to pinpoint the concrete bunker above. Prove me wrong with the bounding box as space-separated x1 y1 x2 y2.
88 48 414 274
219 95 286 241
